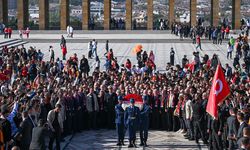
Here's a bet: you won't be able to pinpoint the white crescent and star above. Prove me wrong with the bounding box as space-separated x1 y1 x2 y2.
214 79 223 96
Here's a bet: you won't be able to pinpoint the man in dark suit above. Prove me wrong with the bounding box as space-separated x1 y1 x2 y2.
29 119 48 150
237 127 250 149
139 96 151 147
237 112 248 147
227 108 239 150
16 110 34 150
105 86 117 129
207 108 224 150
191 96 207 144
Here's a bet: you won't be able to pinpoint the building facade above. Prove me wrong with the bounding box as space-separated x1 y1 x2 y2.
0 0 242 30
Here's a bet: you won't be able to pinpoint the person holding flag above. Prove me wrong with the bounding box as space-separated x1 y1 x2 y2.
206 63 231 149
206 64 230 119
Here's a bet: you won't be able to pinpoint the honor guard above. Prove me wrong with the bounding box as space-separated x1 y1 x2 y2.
115 96 125 146
124 98 140 148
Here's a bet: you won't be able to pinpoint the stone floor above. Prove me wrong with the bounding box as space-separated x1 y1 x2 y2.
61 130 207 150
24 42 236 72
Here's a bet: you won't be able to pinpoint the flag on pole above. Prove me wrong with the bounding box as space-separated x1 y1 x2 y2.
206 64 230 119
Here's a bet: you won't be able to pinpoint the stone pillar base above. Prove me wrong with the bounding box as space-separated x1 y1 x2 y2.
17 0 29 29
0 0 8 25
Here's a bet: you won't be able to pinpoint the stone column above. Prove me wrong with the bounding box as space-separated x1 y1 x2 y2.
126 0 132 30
190 0 197 27
39 0 49 30
168 0 175 28
17 0 29 29
211 0 219 27
232 0 241 29
0 0 8 25
147 0 153 30
104 0 111 30
60 0 69 30
82 0 90 30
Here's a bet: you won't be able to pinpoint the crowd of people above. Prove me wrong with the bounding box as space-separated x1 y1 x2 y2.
1 26 30 39
0 30 249 150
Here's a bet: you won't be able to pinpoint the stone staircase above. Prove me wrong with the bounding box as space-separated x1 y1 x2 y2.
0 39 29 48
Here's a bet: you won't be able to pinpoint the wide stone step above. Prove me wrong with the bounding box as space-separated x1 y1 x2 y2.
0 39 29 48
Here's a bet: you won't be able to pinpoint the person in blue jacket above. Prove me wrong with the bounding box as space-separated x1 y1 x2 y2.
139 95 151 147
124 98 140 148
115 96 125 146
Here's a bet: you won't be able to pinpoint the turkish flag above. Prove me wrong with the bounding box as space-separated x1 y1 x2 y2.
206 64 230 119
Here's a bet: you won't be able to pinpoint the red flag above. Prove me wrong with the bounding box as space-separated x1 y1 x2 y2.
206 64 230 119
124 94 143 105
186 61 195 73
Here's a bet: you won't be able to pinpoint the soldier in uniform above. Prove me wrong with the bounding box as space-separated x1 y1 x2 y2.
124 99 140 148
115 96 125 146
139 96 151 147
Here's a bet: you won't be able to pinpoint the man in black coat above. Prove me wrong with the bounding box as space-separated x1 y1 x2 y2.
80 55 90 78
237 127 250 149
191 97 207 144
16 110 34 150
227 108 239 149
0 105 12 150
237 112 249 147
207 108 224 150
30 119 48 150
104 86 117 129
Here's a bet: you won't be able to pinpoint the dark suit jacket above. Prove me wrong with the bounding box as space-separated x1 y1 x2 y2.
29 127 48 150
18 118 34 146
237 122 248 139
227 115 238 137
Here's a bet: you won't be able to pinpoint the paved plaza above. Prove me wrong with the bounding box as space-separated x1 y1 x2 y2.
0 31 238 72
61 130 207 150
24 41 235 72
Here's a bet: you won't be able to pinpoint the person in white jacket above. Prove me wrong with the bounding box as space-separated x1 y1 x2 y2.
227 41 233 59
66 25 70 37
69 26 73 38
184 93 194 140
47 104 63 150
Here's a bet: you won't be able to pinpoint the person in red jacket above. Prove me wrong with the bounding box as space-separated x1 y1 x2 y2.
4 27 8 39
195 35 202 51
7 27 12 39
125 59 132 70
62 46 67 60
21 65 28 77
225 26 230 39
